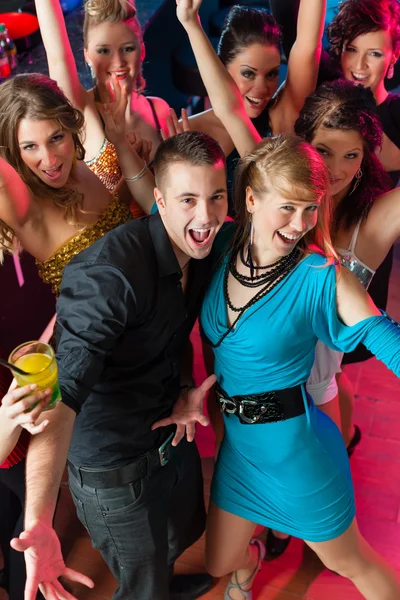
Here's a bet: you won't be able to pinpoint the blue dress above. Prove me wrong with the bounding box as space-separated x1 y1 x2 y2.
201 249 400 542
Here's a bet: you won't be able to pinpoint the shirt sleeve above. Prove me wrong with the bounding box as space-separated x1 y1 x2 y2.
55 262 136 414
311 264 400 377
306 341 342 405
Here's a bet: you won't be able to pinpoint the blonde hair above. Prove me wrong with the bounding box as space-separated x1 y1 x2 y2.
0 74 86 261
83 0 146 92
234 134 337 264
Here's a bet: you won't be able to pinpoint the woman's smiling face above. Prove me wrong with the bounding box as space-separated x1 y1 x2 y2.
341 29 397 94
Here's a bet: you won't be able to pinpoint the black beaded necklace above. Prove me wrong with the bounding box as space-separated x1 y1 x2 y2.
212 243 300 348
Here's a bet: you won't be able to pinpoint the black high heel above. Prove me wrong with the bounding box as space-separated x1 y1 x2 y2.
265 529 292 559
347 425 362 458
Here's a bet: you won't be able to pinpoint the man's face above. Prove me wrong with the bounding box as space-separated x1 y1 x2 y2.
155 161 228 261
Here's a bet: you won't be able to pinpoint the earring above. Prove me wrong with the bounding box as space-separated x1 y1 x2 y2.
249 213 254 246
350 167 363 195
247 213 255 280
387 63 395 79
86 62 96 84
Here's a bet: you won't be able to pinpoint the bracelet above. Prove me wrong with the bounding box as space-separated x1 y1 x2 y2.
124 161 147 182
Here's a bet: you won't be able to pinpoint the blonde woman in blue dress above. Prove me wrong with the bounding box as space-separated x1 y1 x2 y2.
175 2 400 599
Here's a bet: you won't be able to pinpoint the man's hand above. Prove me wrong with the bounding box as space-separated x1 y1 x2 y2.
11 522 94 600
151 374 216 445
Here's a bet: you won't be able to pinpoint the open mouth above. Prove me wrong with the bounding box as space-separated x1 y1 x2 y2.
277 230 301 245
188 228 212 247
42 165 63 181
351 72 369 83
245 96 265 108
111 71 129 81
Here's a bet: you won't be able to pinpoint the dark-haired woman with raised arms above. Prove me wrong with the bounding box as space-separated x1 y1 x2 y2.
187 0 326 216
270 0 400 184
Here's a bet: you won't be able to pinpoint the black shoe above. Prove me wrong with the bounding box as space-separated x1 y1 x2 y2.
169 573 214 599
265 529 292 559
347 425 362 458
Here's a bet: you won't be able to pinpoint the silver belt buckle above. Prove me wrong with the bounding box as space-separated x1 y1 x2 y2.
219 395 237 414
158 432 174 467
239 400 260 424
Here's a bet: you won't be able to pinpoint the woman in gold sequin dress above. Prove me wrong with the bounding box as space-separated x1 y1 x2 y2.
0 71 157 600
0 73 155 296
35 0 170 217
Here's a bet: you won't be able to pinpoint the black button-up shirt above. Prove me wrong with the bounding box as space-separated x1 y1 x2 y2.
56 212 213 469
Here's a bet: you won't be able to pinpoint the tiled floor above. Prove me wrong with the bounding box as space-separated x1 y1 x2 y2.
1 242 399 600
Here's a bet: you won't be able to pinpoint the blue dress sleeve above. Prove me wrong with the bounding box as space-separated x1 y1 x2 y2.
311 262 400 377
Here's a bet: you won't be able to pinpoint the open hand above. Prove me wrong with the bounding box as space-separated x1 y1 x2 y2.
101 74 129 147
152 374 216 445
161 108 191 140
11 522 94 600
176 0 202 26
0 384 51 435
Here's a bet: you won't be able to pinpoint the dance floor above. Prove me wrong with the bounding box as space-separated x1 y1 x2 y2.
1 241 399 600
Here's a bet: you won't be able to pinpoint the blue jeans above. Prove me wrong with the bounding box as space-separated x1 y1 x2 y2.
68 439 206 600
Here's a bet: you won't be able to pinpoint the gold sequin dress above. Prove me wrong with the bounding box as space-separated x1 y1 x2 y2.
85 138 122 192
84 137 145 220
36 195 132 296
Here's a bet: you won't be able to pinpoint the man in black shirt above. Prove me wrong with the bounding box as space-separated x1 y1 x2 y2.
13 131 228 600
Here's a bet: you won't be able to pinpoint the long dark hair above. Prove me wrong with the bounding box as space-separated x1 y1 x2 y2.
327 0 400 61
217 5 281 67
295 79 392 232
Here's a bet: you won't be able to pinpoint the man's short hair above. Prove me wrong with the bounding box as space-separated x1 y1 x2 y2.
153 131 226 190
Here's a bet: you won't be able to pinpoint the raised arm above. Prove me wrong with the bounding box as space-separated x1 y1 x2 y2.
34 0 89 111
361 187 400 270
177 0 261 157
274 0 326 130
102 80 156 213
0 157 34 232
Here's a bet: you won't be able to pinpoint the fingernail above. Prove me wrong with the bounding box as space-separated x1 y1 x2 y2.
30 384 38 391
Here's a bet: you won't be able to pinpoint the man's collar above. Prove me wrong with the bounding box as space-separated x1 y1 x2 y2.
148 211 181 278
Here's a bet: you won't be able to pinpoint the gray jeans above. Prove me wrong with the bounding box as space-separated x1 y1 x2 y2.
68 439 206 600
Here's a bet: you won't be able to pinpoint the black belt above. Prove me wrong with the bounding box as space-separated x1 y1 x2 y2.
215 383 307 425
68 433 174 489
